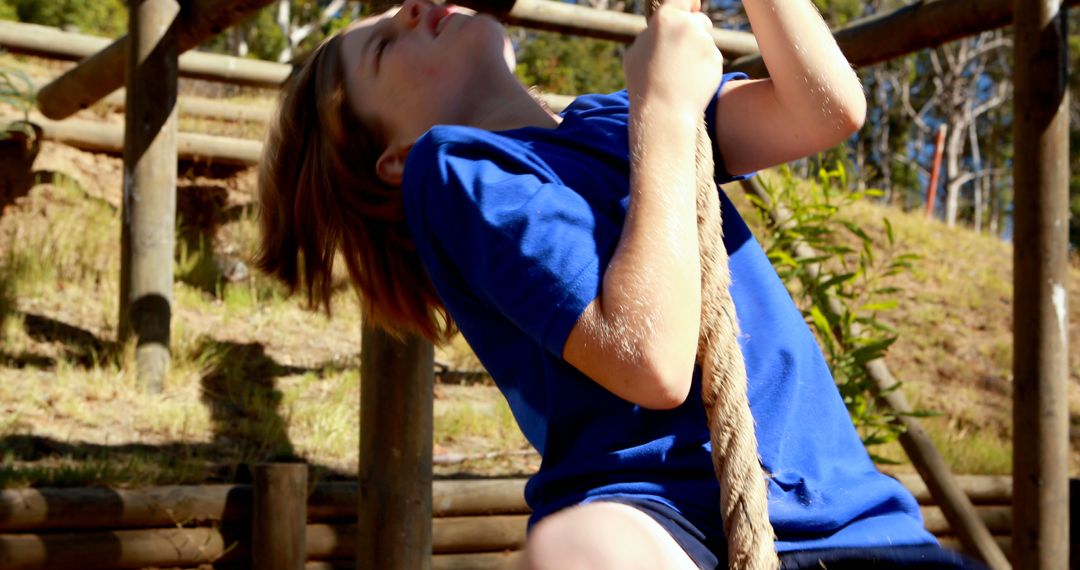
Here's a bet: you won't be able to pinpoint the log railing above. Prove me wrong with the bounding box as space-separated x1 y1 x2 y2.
729 0 1080 77
0 472 1049 570
0 20 290 88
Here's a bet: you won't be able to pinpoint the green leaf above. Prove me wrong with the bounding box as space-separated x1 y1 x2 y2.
883 217 895 246
860 300 898 312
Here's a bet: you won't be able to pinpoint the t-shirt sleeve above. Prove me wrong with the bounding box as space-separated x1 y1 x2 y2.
406 131 619 358
707 71 753 184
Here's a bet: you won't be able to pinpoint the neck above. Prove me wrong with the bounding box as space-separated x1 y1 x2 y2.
458 67 562 132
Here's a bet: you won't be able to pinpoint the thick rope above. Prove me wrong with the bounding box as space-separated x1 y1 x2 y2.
641 2 777 567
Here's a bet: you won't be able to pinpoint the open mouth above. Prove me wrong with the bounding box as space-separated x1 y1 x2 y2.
434 12 452 36
429 6 453 37
431 5 473 37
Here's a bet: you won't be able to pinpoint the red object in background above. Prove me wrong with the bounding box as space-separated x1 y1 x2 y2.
925 124 947 218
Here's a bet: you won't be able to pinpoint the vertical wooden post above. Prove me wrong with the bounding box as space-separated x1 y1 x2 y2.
358 324 434 570
118 0 180 392
253 463 308 570
1012 0 1070 568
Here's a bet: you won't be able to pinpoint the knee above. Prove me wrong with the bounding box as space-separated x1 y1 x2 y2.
518 502 688 570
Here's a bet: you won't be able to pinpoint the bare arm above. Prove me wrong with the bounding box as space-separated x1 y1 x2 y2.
716 0 866 175
563 0 720 410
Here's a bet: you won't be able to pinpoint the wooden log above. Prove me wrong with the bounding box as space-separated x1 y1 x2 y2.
0 484 247 532
0 479 530 532
938 536 1012 559
3 475 1044 533
35 0 278 121
0 518 526 570
737 177 1010 570
430 479 530 516
729 0 1080 77
118 0 181 392
1011 0 1071 568
496 0 757 58
428 551 522 570
892 473 1013 505
0 20 290 88
357 325 435 570
100 86 569 121
305 551 522 570
920 505 1013 536
0 527 235 570
308 517 527 558
253 464 308 570
1 116 262 165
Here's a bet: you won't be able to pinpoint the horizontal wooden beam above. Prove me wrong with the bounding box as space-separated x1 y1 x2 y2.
0 478 530 532
2 115 261 165
895 473 1013 505
18 2 753 120
920 505 1013 535
1 475 1030 534
304 552 524 570
729 0 1080 77
35 0 279 120
496 0 757 58
309 518 528 558
0 20 289 89
0 518 528 570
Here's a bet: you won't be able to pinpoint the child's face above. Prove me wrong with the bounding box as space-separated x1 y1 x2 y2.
340 0 511 149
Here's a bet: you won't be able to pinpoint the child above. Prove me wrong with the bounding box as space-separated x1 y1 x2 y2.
256 0 986 567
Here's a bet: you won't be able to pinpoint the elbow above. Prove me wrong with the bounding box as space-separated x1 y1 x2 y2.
813 90 865 150
842 89 867 135
834 78 867 137
632 347 695 410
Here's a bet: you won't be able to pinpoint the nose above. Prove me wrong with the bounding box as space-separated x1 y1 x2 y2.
394 0 428 29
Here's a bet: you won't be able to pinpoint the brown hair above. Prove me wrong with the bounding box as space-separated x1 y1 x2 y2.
255 32 454 343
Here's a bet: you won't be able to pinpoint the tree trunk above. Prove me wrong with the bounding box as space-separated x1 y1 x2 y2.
943 113 966 227
277 0 292 62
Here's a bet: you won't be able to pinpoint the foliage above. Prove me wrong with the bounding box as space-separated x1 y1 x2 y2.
0 0 127 37
514 30 625 95
0 66 33 123
748 164 924 459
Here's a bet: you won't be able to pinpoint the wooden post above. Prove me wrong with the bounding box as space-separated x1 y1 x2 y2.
34 0 277 121
1012 0 1070 568
118 0 180 392
358 324 434 570
253 463 308 570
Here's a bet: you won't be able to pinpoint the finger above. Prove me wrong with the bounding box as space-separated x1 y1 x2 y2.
691 11 714 33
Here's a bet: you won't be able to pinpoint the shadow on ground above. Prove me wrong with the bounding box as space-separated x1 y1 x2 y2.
0 315 353 487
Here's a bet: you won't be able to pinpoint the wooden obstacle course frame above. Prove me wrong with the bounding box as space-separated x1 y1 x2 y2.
0 0 1069 565
0 473 1041 569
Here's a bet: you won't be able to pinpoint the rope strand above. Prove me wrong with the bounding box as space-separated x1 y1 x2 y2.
641 1 778 566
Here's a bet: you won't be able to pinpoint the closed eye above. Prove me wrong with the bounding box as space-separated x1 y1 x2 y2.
375 36 391 73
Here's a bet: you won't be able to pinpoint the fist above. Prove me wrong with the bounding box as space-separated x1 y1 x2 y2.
624 0 724 113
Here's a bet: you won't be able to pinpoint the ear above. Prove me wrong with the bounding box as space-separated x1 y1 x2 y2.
375 142 412 186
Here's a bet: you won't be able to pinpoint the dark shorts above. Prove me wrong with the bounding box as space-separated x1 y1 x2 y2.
600 497 991 570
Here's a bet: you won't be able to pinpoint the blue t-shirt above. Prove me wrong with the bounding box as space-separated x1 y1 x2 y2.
401 74 936 553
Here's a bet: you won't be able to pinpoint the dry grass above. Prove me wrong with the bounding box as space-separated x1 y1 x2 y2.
0 136 519 487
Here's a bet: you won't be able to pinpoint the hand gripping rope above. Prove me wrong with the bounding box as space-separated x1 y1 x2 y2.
641 1 778 567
